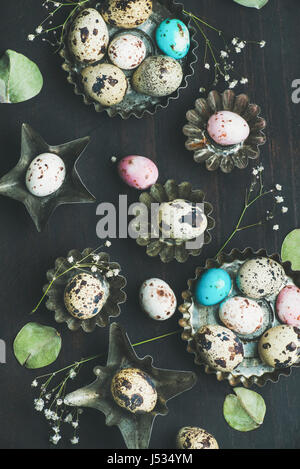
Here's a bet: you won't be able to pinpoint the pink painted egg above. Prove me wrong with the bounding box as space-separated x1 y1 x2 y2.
207 110 250 146
118 155 158 190
276 285 300 327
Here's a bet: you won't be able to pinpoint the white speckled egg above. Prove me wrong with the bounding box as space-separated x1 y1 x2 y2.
69 8 109 63
219 296 264 335
108 34 146 70
158 199 207 241
236 257 285 299
139 278 177 321
25 153 66 197
81 63 127 106
177 427 219 450
207 111 250 146
64 272 109 320
111 368 157 414
195 325 244 372
258 325 300 368
101 0 152 29
132 55 183 97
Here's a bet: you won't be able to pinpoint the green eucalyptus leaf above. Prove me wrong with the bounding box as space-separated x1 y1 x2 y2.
223 388 266 432
234 0 268 8
281 229 300 271
13 322 61 369
0 50 43 104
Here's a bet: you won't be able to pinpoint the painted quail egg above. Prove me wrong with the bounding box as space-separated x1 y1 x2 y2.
276 285 300 327
132 55 183 97
156 18 190 60
111 368 157 414
258 325 300 368
108 34 146 70
207 111 250 146
195 325 244 372
236 257 285 299
177 427 219 450
81 63 127 106
101 0 152 29
118 155 158 190
69 8 109 63
219 296 264 335
195 268 232 306
139 278 177 321
25 153 66 197
158 199 207 241
64 272 109 320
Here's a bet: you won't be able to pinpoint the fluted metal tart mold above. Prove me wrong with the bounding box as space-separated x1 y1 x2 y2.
179 248 300 387
60 0 198 119
183 90 267 173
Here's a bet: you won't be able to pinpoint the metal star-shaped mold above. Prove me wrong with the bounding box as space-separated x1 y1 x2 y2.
65 323 197 449
0 124 95 231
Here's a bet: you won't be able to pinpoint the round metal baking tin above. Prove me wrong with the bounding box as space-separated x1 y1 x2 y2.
60 0 198 119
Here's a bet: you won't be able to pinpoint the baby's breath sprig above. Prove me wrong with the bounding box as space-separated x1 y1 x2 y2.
183 10 266 90
31 329 180 446
215 166 288 258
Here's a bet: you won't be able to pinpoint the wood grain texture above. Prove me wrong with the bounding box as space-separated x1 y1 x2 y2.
0 0 299 449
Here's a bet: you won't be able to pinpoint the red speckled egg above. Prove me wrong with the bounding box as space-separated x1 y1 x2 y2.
207 110 250 146
118 155 158 190
276 285 300 327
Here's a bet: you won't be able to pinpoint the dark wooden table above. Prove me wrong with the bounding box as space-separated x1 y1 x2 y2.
0 0 299 450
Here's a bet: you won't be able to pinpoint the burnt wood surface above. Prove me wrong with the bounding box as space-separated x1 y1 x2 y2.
0 0 299 449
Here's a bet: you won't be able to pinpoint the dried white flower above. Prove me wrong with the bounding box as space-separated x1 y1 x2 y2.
273 224 279 231
56 399 63 406
106 270 114 278
275 196 284 204
232 37 238 45
91 265 97 273
34 398 44 412
72 421 79 429
50 433 61 445
204 63 210 70
240 77 248 84
70 436 79 445
36 26 43 34
105 240 111 247
31 380 38 388
69 369 77 379
281 206 288 213
235 47 241 53
229 80 238 89
220 50 228 58
27 34 35 41
64 413 73 424
260 40 266 48
111 156 117 163
275 184 282 191
67 256 74 263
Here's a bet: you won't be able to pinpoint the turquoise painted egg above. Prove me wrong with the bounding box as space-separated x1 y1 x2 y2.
195 268 232 306
155 18 190 60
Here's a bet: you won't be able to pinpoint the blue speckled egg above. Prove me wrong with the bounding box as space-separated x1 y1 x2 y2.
155 18 190 60
195 268 232 306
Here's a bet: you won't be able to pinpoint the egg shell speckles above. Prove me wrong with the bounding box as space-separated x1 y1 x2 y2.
111 368 157 414
139 278 177 321
159 199 207 241
258 325 300 368
195 324 244 372
156 18 190 60
276 285 300 327
177 427 219 450
64 273 109 320
69 8 109 63
207 111 250 146
118 155 158 190
101 0 152 29
236 257 285 299
195 268 232 306
25 153 66 197
81 63 127 106
219 296 264 335
108 34 146 70
132 55 183 97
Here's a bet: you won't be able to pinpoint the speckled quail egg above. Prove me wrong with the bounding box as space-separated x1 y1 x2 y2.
108 33 146 70
68 8 109 63
158 199 207 241
258 325 300 368
25 153 66 197
236 257 285 299
139 278 177 321
177 427 219 450
195 325 244 372
81 63 127 106
64 273 109 320
111 368 157 414
132 55 183 97
219 296 264 336
101 0 152 29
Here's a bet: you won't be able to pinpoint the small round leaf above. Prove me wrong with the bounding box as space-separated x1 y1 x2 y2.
234 0 268 8
281 229 300 271
13 322 62 369
223 388 266 432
